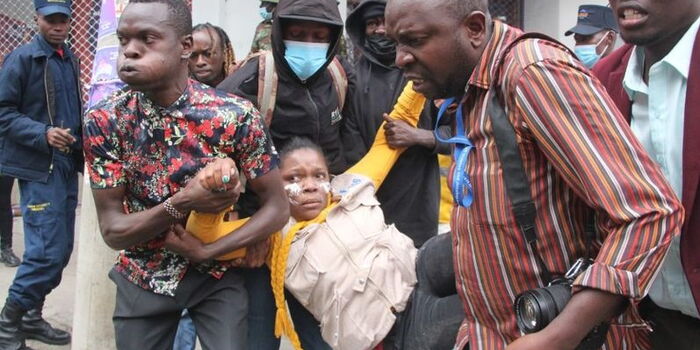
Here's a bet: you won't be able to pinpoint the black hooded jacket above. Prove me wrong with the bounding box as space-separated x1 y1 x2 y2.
345 0 447 247
219 0 356 175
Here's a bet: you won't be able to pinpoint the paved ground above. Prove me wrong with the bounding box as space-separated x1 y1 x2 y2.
0 214 73 350
0 207 294 350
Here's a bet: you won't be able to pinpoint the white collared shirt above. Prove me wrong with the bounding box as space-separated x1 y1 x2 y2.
623 17 700 319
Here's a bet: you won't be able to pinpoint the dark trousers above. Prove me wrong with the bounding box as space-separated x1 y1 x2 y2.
639 298 700 350
388 233 466 350
110 267 247 350
8 154 77 309
0 175 14 249
242 265 331 350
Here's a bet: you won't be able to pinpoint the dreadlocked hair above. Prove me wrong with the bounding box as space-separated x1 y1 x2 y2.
129 0 192 36
193 23 237 76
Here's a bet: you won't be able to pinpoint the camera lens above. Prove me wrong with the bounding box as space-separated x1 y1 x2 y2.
515 283 571 334
521 296 540 329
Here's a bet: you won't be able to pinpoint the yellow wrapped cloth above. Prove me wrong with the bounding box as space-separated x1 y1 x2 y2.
185 211 248 260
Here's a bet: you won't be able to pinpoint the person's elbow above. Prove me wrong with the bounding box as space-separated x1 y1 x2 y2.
100 227 131 251
665 194 685 238
252 169 291 234
269 198 289 231
99 221 141 251
260 188 289 234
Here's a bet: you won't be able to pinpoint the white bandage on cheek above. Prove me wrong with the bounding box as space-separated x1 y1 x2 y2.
319 181 331 193
284 183 303 205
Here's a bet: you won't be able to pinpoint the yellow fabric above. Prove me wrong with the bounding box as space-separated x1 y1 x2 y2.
438 154 454 224
269 203 336 350
188 82 426 349
185 212 248 260
346 82 427 189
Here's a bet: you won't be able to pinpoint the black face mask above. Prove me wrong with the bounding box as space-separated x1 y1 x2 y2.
364 34 396 65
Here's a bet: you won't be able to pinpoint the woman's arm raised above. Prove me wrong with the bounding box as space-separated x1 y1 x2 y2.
345 81 426 188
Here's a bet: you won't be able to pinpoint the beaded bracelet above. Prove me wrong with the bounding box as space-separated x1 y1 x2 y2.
163 197 187 220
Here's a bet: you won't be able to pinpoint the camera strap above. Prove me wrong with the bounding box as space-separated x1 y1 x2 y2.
486 89 553 283
486 32 598 283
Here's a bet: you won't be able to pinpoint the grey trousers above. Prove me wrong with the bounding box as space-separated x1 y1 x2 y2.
109 267 247 350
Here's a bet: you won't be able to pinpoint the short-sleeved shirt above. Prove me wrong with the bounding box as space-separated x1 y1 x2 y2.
83 79 278 296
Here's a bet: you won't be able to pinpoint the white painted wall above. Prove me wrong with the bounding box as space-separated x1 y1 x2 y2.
193 0 347 60
523 0 560 41
190 0 610 57
193 0 258 60
523 0 611 51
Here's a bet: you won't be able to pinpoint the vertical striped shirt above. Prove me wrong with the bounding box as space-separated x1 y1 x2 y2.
450 22 684 349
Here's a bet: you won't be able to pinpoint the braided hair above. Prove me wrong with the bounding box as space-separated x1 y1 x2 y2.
192 23 236 77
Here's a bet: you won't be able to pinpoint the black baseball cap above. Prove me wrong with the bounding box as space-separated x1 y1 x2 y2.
34 0 72 18
565 5 618 36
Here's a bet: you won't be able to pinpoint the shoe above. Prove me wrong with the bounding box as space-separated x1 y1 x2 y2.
20 307 70 345
0 249 20 268
0 301 32 350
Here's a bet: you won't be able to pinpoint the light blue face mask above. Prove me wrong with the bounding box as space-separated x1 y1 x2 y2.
259 7 272 21
283 40 330 81
574 34 609 69
574 45 602 68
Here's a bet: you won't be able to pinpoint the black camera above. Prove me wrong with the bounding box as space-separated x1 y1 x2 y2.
514 258 609 350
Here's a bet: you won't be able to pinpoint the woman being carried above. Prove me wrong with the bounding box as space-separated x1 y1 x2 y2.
185 83 464 350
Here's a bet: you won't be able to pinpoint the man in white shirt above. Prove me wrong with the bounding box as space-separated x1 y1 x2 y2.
594 0 700 348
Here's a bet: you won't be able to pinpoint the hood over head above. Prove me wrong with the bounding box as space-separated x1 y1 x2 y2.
272 0 344 82
346 0 394 68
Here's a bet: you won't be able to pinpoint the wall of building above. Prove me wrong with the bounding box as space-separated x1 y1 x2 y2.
523 0 611 51
193 0 347 60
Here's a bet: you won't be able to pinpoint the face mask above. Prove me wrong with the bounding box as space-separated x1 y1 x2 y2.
574 33 609 69
259 7 272 21
364 34 396 65
284 40 330 81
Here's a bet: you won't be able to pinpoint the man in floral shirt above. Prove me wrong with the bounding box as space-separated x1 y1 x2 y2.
82 0 288 349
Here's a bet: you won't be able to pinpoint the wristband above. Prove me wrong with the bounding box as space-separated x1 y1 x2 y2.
163 197 187 220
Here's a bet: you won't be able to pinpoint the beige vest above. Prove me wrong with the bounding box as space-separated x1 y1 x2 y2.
284 173 418 350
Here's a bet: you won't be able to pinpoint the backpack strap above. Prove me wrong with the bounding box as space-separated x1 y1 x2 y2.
492 32 576 82
253 53 347 127
257 51 278 127
327 57 348 111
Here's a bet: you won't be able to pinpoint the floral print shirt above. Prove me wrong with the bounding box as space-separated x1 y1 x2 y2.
83 80 278 296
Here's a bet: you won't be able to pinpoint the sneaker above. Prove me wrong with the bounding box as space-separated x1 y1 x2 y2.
0 248 20 267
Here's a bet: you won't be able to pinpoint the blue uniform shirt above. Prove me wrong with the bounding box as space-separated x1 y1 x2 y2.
36 35 81 150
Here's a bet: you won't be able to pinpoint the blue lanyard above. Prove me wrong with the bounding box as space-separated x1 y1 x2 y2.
434 98 474 208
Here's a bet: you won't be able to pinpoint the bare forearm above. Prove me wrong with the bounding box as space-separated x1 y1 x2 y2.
93 186 209 250
97 199 181 250
542 289 627 348
413 128 437 149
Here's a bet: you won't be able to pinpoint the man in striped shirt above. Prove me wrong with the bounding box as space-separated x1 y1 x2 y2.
386 0 684 349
